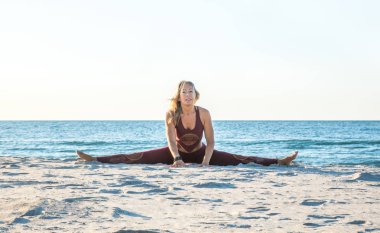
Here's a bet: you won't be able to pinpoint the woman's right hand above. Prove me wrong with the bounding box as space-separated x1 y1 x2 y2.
172 160 185 167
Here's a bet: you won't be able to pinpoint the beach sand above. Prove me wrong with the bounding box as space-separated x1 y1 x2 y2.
1 156 379 232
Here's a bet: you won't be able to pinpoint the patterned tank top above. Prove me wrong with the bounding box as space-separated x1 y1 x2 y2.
175 106 204 153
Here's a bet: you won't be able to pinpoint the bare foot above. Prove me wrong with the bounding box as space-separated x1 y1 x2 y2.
76 150 96 162
278 151 298 165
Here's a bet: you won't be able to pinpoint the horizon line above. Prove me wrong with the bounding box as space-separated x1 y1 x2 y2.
1 119 379 121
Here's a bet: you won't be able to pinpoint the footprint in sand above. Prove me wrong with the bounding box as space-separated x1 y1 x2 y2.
307 214 346 220
127 187 169 195
112 207 151 220
12 218 30 224
114 230 158 233
193 182 236 189
267 212 280 216
202 198 223 203
10 206 45 225
303 222 324 228
2 172 29 176
347 220 366 225
108 179 156 188
246 206 270 213
300 199 327 206
272 183 287 187
276 172 298 176
4 164 20 169
240 206 271 220
63 196 108 203
167 196 192 202
239 216 269 220
23 207 44 217
99 189 122 194
306 214 346 225
221 223 251 229
303 214 345 227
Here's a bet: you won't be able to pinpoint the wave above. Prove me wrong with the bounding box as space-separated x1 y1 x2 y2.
336 160 380 168
8 148 47 151
57 140 140 146
301 140 380 146
58 141 113 146
221 139 380 147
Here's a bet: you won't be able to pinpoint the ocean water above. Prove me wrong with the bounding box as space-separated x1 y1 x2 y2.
0 121 379 168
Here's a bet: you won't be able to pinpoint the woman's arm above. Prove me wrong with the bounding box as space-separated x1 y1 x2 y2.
201 109 215 165
165 111 185 166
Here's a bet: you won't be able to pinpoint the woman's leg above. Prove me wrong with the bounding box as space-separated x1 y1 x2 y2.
209 150 278 166
77 147 174 165
209 150 298 166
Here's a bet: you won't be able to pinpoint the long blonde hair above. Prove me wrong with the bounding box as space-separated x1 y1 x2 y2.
168 80 200 126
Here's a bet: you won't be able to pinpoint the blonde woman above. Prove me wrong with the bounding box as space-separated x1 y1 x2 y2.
77 81 297 166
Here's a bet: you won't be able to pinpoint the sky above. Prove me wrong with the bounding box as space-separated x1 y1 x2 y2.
1 0 379 120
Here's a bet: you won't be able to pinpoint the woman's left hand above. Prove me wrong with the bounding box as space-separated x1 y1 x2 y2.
172 160 186 167
201 159 210 166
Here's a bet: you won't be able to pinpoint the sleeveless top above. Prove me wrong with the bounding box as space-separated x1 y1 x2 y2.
175 106 204 153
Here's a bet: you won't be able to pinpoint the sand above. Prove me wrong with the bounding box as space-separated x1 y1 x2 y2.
0 156 379 232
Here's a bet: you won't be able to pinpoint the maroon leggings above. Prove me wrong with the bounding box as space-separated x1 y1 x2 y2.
96 145 278 166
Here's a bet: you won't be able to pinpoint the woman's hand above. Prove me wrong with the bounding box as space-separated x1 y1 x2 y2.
172 160 186 167
201 158 210 166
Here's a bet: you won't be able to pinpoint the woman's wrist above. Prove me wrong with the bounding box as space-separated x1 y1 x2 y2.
174 155 182 161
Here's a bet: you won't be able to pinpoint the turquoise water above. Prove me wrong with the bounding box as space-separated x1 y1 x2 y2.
0 121 379 167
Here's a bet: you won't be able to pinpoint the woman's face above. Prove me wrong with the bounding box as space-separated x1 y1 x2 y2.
180 83 196 106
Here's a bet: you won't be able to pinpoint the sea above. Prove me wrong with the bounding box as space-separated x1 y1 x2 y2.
0 121 379 169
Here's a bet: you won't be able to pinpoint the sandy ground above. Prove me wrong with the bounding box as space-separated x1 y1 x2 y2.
0 156 379 233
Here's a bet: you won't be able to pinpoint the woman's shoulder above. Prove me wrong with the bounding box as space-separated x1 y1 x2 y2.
196 106 208 113
165 110 175 124
196 106 211 118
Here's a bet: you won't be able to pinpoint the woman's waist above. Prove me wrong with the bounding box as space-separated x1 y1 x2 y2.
178 142 205 154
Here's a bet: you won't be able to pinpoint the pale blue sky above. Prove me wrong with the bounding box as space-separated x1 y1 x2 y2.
1 0 379 120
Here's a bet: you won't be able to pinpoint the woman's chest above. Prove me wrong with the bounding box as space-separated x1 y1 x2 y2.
180 114 196 130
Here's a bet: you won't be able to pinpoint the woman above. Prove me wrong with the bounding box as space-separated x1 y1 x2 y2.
77 80 297 167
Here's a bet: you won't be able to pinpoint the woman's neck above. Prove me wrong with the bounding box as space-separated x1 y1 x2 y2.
181 105 195 115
